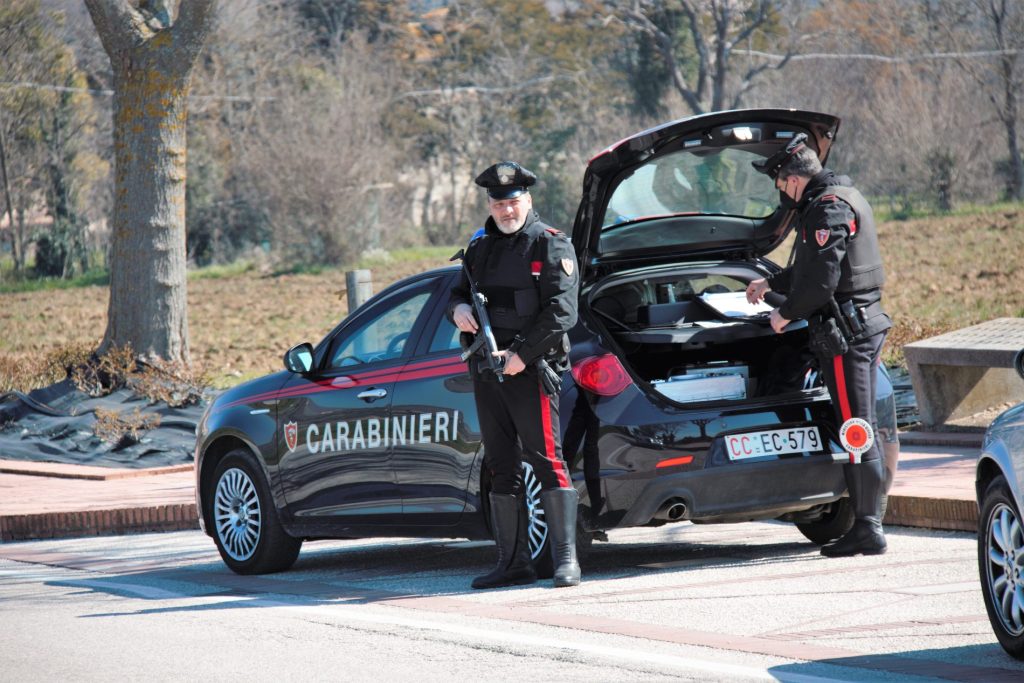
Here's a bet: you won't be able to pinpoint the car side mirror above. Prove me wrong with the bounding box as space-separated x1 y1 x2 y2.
284 343 314 374
1016 348 1024 381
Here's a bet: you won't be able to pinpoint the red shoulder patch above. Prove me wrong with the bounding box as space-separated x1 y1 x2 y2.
820 194 837 203
544 227 563 236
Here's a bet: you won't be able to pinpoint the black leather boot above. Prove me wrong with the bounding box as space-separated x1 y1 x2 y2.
822 459 887 557
472 493 537 589
540 488 581 587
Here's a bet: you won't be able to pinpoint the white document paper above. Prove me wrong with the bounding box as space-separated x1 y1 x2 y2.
654 373 746 402
699 291 772 318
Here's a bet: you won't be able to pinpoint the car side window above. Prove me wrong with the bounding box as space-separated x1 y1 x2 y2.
329 290 433 369
429 316 462 354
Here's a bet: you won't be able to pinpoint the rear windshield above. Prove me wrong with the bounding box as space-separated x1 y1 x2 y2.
601 147 777 230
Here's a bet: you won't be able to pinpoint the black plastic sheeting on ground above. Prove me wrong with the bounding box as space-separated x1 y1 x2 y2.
0 369 919 471
0 379 209 469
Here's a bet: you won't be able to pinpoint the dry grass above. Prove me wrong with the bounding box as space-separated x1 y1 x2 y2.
0 254 453 389
93 407 162 445
1 210 1021 391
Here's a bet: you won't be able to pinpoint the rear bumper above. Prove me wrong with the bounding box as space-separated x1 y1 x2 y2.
612 452 848 528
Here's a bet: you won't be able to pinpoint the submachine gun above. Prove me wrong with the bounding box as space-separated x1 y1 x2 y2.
451 249 504 381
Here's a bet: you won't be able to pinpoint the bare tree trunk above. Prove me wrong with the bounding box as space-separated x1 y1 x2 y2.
14 205 26 273
1001 54 1023 199
0 124 18 273
621 0 790 115
974 0 1024 199
85 0 218 363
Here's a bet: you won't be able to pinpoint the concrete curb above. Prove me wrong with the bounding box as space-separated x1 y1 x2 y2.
0 504 198 542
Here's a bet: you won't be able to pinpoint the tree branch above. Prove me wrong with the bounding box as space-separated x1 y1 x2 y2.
174 0 220 64
83 0 153 55
679 0 709 106
730 0 770 49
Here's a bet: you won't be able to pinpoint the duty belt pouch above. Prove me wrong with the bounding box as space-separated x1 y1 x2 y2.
839 300 865 339
809 318 848 358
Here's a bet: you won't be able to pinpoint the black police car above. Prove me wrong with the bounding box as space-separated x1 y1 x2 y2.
196 109 855 574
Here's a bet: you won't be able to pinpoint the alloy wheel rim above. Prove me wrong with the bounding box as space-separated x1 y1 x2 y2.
214 467 262 562
522 462 548 560
986 501 1024 636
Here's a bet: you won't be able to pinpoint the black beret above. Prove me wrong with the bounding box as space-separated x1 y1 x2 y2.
751 133 809 180
474 161 537 199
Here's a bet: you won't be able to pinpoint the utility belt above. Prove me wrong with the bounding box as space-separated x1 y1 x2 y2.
808 298 887 358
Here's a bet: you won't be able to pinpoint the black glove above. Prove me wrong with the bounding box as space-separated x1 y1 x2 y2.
535 359 563 397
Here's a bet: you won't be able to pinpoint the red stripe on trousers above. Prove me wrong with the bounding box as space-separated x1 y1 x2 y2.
538 384 569 488
832 354 856 463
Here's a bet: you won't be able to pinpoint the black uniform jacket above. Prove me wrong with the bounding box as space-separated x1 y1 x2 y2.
447 210 579 366
768 170 890 337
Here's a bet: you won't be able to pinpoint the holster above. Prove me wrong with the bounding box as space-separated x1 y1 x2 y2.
809 318 849 358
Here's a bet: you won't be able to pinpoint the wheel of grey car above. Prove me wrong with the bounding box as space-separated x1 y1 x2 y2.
210 449 302 575
978 475 1024 659
795 497 855 545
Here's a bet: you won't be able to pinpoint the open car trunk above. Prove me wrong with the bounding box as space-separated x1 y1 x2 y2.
587 262 826 404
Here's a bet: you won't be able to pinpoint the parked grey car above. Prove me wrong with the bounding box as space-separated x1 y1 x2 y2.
976 349 1024 659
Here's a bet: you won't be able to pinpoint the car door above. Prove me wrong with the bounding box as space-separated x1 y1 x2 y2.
390 272 483 525
277 278 437 525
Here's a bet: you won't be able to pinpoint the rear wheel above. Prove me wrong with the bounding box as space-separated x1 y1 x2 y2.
209 449 301 574
795 497 855 545
979 475 1024 659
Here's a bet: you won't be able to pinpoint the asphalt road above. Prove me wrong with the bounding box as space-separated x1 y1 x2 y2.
1 522 1020 682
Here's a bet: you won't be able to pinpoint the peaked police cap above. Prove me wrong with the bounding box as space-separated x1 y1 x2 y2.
751 133 809 180
475 161 537 199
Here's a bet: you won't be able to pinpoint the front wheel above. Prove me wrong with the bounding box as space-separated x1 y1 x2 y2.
979 475 1024 659
209 449 302 575
795 497 855 545
520 462 590 579
521 462 553 577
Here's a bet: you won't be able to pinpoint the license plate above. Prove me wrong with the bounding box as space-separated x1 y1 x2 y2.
724 426 822 460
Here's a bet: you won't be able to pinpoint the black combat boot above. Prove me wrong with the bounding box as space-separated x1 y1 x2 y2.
822 459 887 557
540 488 582 587
472 493 537 589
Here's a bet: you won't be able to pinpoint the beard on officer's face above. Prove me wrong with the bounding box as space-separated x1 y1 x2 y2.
495 216 524 234
489 194 531 234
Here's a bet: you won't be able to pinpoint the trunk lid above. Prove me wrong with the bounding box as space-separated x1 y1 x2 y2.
571 109 841 279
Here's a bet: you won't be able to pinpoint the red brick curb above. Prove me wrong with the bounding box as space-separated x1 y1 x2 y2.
884 495 977 532
0 503 198 542
0 493 973 542
898 430 984 448
0 458 193 481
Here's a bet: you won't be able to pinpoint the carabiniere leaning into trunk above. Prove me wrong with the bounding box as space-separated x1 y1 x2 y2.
746 133 893 558
448 160 582 588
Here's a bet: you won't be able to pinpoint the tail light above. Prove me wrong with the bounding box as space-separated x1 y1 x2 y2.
572 354 632 396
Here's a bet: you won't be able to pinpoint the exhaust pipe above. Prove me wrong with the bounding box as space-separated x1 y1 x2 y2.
653 499 687 521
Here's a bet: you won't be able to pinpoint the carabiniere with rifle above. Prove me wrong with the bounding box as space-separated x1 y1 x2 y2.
450 249 562 396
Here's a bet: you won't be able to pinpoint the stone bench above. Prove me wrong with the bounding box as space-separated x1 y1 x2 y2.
904 317 1024 426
